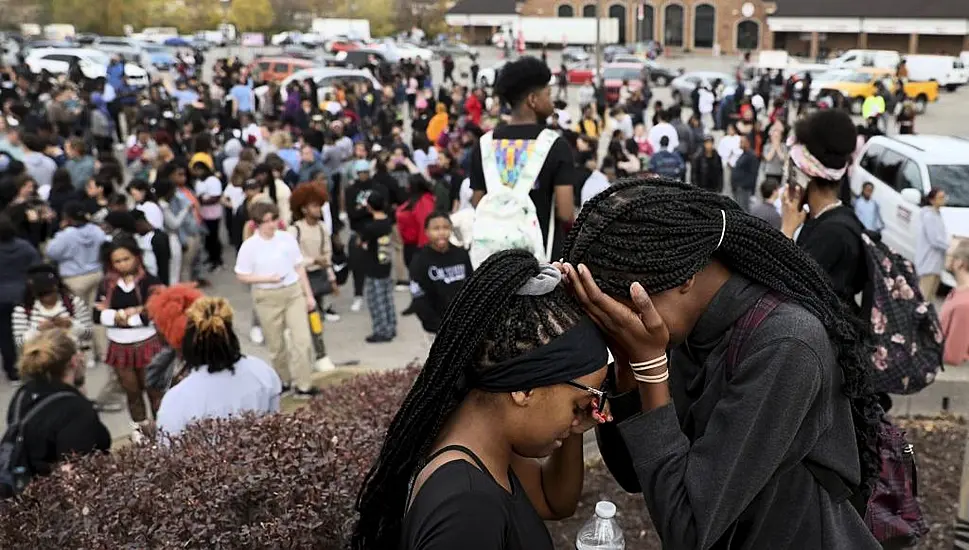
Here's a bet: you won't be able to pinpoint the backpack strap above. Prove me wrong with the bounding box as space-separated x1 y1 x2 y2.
11 391 76 431
478 129 560 197
725 291 785 379
726 291 866 513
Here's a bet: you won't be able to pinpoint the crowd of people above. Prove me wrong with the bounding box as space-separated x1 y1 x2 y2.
0 38 964 549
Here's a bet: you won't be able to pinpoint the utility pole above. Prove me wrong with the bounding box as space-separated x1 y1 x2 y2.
594 0 601 88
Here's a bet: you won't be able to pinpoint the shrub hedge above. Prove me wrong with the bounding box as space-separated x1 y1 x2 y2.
0 367 420 549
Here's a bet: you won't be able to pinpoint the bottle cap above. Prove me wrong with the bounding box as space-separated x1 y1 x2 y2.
595 501 616 519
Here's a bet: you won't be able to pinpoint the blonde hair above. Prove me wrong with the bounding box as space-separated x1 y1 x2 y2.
951 240 969 270
18 329 77 380
269 131 293 150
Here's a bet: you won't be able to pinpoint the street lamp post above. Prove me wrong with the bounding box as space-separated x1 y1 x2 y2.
594 0 601 88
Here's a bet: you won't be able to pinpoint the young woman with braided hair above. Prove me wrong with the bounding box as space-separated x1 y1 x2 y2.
561 178 881 549
155 295 281 437
353 249 611 550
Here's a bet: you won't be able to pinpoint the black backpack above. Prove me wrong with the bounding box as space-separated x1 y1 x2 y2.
0 390 75 498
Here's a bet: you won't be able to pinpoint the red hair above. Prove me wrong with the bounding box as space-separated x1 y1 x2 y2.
145 284 205 351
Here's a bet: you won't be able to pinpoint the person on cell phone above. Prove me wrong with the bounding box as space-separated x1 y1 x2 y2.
780 111 868 313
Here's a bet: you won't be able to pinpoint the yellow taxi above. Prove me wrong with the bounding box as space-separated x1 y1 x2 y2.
815 68 939 114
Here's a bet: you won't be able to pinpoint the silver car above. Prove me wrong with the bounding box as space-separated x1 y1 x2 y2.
671 71 736 105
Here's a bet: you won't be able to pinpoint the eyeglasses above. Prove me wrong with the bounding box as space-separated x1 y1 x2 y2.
565 379 611 423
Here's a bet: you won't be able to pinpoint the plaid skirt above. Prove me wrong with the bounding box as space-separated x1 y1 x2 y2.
105 335 164 370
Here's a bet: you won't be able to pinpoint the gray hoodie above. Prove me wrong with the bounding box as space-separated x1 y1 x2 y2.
598 276 880 550
65 156 96 191
45 223 107 278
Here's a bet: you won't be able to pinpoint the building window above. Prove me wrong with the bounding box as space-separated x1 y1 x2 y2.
693 4 715 49
583 4 596 17
736 19 760 51
664 4 684 48
637 3 654 42
609 4 627 44
558 4 574 17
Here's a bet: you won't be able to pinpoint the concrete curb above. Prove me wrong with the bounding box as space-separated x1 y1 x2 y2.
891 366 969 418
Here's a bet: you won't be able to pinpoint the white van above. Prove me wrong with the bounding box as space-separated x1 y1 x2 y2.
829 49 901 70
850 135 969 287
903 55 968 91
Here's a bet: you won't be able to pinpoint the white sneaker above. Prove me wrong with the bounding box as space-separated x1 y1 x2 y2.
313 355 336 373
351 297 363 312
250 326 265 345
395 284 409 292
324 311 341 322
129 422 147 445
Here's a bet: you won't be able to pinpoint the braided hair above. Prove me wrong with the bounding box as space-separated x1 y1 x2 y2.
563 177 880 495
182 297 242 374
353 249 587 549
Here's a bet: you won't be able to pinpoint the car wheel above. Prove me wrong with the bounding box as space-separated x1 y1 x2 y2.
654 75 668 87
946 84 958 92
480 76 489 88
916 95 928 113
851 97 864 115
671 91 681 104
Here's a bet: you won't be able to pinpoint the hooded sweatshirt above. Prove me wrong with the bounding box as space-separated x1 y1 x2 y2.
45 223 107 278
222 138 243 181
408 244 473 333
65 155 95 191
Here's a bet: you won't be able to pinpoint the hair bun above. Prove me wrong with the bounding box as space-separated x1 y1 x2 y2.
794 110 857 170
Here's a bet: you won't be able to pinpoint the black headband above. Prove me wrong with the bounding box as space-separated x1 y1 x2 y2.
471 318 609 393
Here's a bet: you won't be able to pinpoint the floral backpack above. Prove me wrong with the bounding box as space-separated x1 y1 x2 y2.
858 232 944 395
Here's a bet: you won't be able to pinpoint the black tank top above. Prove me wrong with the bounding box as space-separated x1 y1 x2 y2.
400 444 554 550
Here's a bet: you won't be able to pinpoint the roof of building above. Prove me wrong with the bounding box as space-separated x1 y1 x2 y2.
447 0 518 15
773 0 969 18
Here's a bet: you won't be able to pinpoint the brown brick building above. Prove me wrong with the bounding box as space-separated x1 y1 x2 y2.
447 0 772 54
520 0 771 54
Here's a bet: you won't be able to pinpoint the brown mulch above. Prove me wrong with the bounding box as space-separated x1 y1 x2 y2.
547 416 967 550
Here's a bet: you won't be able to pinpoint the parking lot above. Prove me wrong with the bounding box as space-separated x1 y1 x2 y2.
210 44 969 138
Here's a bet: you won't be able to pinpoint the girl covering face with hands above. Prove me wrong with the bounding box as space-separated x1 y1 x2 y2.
561 178 881 550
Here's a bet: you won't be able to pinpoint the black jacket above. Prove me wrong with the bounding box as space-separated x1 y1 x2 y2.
408 245 473 333
5 380 110 479
691 151 724 193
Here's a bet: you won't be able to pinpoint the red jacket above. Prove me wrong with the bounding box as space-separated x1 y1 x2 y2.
395 193 436 246
465 94 482 127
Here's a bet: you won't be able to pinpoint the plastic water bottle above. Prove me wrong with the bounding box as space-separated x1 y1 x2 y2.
575 501 625 549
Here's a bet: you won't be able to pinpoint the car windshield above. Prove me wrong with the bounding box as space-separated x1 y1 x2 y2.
603 67 638 80
927 165 969 208
82 51 109 65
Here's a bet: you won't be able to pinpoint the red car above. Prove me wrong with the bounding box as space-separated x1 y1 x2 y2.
328 40 362 53
602 63 646 104
553 62 597 85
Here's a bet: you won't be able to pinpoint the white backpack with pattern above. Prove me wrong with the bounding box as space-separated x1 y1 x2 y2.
469 129 559 269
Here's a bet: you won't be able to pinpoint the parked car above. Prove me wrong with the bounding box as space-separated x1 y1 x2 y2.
327 38 363 53
562 46 590 63
552 61 597 85
603 45 631 63
272 67 382 103
93 36 143 63
849 134 969 286
335 48 399 69
639 59 681 88
829 49 901 71
814 68 939 114
25 47 149 87
249 56 315 84
394 42 434 61
670 71 736 105
903 54 969 91
432 41 477 59
602 62 646 104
